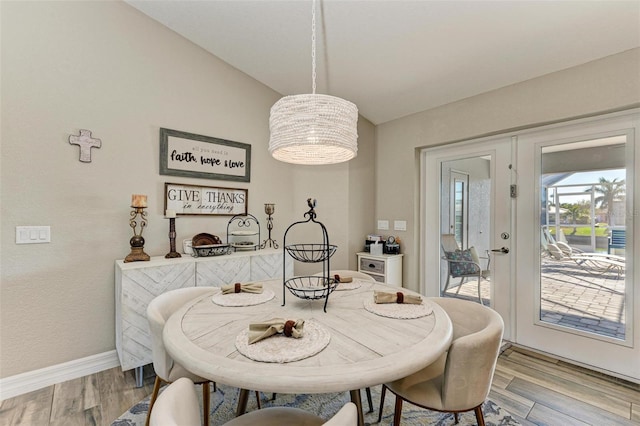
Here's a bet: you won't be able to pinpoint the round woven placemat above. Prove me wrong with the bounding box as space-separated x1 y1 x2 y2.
333 281 362 291
211 289 275 307
235 320 331 363
363 299 434 319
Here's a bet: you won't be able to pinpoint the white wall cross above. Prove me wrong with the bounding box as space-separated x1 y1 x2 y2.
69 129 102 163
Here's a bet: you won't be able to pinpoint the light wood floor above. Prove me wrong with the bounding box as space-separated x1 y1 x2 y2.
1 346 638 425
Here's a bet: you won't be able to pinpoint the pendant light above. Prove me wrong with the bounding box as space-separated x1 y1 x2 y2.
268 0 358 165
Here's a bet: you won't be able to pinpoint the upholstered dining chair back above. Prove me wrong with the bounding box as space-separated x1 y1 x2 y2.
146 287 214 426
149 377 200 426
434 297 504 411
223 402 358 426
147 287 213 381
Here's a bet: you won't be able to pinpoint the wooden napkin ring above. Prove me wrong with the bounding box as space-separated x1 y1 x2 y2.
334 274 341 282
283 320 296 337
396 292 404 304
234 283 242 293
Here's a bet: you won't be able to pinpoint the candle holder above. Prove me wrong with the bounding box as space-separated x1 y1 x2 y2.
165 216 181 259
124 206 151 263
261 203 278 249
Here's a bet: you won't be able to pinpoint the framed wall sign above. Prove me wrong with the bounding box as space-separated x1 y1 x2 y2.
164 182 248 216
160 128 251 182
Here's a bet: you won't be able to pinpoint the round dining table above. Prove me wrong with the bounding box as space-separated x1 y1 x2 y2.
163 278 453 426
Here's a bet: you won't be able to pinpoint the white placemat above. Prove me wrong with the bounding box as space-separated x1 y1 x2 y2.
333 279 363 291
235 320 331 363
363 299 434 319
211 289 275 307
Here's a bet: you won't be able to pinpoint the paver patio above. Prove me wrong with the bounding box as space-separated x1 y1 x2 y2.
442 257 626 339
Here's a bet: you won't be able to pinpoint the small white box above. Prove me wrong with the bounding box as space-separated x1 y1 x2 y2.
370 243 383 255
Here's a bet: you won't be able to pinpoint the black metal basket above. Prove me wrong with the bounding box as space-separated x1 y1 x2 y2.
284 276 337 300
281 199 336 312
285 244 337 262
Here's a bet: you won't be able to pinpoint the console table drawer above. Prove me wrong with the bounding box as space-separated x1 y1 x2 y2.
360 257 385 274
356 252 403 286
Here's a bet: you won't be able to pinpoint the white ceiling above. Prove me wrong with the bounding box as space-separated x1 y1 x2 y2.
126 0 640 125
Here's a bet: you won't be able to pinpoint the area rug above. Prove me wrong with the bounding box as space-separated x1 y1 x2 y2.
112 383 520 426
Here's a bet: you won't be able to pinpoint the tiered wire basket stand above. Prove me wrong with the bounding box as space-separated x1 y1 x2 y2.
282 199 337 312
226 214 261 252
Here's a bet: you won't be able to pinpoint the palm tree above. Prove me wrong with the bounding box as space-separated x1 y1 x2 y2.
587 177 625 225
562 202 589 224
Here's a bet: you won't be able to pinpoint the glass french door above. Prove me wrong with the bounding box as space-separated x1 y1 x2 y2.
421 137 514 339
516 110 638 382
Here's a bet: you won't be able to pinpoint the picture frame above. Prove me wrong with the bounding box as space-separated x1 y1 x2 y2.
164 182 248 216
159 128 251 182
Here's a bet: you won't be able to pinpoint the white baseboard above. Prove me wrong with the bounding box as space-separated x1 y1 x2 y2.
0 350 121 401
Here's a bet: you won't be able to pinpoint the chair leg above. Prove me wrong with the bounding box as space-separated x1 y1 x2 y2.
202 382 210 426
377 385 387 423
474 405 486 426
393 395 403 426
145 376 162 426
255 391 261 409
213 382 217 392
477 275 484 305
236 389 249 417
444 272 451 293
454 412 459 424
365 387 373 413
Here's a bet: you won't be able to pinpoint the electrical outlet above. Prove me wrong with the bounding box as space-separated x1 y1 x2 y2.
16 226 50 244
394 220 407 231
377 220 389 230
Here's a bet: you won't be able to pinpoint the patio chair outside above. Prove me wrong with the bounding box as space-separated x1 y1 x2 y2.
541 228 625 278
441 234 490 305
608 228 626 254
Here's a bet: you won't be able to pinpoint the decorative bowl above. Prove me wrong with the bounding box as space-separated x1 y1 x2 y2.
192 244 230 257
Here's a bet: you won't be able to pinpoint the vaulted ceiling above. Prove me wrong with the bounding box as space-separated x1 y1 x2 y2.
126 1 640 125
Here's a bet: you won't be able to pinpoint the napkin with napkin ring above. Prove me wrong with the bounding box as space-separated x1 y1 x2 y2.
374 290 422 305
248 318 304 344
221 282 263 294
334 274 353 283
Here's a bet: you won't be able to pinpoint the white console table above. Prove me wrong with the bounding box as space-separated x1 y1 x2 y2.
115 249 292 385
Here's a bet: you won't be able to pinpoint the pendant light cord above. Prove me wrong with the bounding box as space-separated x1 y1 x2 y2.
311 0 317 95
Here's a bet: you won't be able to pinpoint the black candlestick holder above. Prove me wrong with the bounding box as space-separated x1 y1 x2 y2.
124 206 151 262
165 217 181 258
261 203 278 249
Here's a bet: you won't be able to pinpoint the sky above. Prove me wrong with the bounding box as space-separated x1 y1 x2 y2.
558 169 625 186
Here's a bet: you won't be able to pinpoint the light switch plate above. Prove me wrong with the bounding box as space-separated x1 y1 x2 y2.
16 226 50 244
394 220 407 231
377 220 389 230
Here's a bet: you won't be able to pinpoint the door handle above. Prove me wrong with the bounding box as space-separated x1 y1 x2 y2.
491 247 510 254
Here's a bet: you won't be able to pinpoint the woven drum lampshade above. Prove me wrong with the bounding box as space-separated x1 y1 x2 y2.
269 93 358 165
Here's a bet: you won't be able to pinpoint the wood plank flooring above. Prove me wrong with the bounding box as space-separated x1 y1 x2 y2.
1 346 638 425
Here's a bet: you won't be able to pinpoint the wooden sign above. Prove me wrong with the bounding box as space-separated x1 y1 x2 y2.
160 128 251 182
164 183 247 216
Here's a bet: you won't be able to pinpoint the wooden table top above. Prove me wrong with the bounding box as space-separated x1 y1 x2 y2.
163 279 452 394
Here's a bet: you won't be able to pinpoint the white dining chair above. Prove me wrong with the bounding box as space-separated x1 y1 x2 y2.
147 287 267 426
146 287 215 426
377 297 504 426
149 377 359 426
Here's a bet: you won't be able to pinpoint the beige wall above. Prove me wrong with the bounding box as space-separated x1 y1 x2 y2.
0 1 375 378
376 48 640 292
